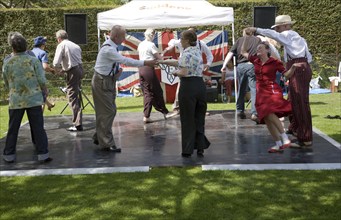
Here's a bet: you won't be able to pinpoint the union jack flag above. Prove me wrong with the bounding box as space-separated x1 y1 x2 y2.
117 30 228 93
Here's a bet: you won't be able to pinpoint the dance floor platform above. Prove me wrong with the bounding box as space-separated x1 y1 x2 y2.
1 111 340 176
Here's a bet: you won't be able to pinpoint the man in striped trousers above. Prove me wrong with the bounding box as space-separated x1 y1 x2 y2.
247 15 313 147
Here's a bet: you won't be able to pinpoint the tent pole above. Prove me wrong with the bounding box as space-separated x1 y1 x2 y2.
97 28 101 51
232 22 238 104
221 26 225 60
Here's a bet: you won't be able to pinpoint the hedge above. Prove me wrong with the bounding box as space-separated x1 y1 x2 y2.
0 0 340 100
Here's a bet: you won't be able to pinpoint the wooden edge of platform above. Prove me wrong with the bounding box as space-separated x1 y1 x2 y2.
202 163 341 171
0 166 150 177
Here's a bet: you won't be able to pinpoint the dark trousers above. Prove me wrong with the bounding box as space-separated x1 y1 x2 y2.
4 106 49 161
287 58 313 142
179 77 210 154
66 64 83 127
139 66 168 118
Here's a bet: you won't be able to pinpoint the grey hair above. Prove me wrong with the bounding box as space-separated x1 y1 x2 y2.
111 25 125 35
7 32 23 46
144 28 155 41
56 30 68 40
8 32 27 52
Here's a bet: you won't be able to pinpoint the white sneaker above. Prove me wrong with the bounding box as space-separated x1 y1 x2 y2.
143 117 153 123
251 114 260 124
164 112 179 119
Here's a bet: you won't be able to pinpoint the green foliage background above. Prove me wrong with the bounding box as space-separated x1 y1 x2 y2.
0 0 340 100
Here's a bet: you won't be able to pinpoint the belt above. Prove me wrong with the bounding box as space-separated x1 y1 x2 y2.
69 64 81 71
95 71 112 77
287 57 308 63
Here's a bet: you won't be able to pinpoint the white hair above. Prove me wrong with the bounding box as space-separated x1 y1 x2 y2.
56 30 68 40
144 28 155 41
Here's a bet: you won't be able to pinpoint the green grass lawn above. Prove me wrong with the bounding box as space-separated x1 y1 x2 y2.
0 93 340 219
1 168 340 219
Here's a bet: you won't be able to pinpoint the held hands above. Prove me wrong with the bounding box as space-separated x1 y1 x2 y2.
284 63 301 79
245 27 257 36
156 59 178 67
172 70 180 77
144 60 157 67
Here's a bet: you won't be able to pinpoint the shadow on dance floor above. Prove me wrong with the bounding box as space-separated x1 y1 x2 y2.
1 111 340 171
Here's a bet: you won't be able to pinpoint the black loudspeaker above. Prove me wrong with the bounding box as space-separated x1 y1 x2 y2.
206 87 218 103
64 14 87 45
253 6 276 29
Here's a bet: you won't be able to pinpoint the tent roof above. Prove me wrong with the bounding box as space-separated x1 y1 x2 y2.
97 0 234 30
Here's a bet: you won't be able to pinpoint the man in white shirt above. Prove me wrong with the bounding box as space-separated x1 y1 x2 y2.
247 15 313 147
92 25 156 152
53 30 83 132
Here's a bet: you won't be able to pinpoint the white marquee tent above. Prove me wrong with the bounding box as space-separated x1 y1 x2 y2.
96 0 237 98
97 0 235 46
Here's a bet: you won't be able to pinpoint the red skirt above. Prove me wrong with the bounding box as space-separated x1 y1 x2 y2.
256 81 292 124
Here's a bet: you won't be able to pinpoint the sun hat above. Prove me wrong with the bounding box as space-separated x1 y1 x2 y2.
271 15 296 28
33 36 47 47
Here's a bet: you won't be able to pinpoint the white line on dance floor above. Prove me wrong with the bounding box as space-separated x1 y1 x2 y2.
202 163 341 171
313 127 341 149
0 166 150 177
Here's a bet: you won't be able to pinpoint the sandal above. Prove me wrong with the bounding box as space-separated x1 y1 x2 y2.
268 146 283 153
280 141 291 150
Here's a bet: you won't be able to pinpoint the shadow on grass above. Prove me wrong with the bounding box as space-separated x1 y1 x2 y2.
117 105 144 111
310 101 327 105
0 168 340 219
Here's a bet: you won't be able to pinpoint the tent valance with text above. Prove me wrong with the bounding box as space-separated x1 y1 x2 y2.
97 0 234 30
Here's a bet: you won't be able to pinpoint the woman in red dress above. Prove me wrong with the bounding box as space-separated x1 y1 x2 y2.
241 39 298 153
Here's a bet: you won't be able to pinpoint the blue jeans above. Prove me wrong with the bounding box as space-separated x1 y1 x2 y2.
3 106 49 161
236 62 257 115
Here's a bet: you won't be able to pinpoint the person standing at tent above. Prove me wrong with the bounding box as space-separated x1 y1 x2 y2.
2 32 52 163
219 60 234 103
137 28 170 123
158 30 210 158
92 25 156 152
221 28 261 122
162 27 213 115
247 15 313 147
53 30 84 132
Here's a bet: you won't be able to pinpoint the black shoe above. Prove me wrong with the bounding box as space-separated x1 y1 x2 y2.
197 149 204 157
39 157 53 163
286 130 294 135
181 153 191 158
290 140 312 148
93 139 99 145
102 146 121 153
67 125 83 132
286 130 297 136
237 112 246 119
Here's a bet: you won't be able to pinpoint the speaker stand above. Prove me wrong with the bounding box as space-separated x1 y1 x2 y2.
60 88 94 114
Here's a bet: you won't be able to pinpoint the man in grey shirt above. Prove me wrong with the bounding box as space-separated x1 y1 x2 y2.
221 29 261 121
92 25 156 152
